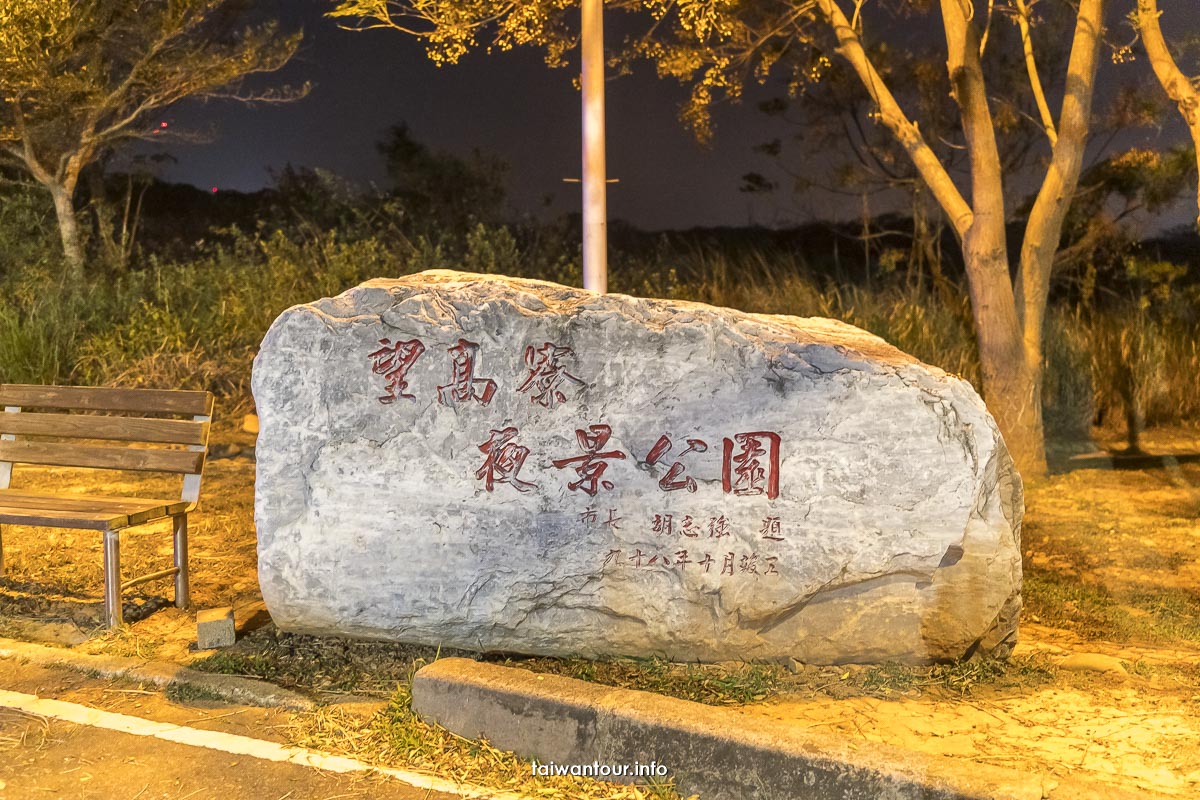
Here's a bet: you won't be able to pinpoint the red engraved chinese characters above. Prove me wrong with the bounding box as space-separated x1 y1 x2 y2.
552 424 627 496
600 546 780 577
475 427 536 493
722 431 781 499
518 342 585 408
645 435 708 493
437 339 497 407
368 338 426 404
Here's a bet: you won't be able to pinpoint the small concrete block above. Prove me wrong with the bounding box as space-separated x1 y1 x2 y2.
196 607 236 650
242 413 260 434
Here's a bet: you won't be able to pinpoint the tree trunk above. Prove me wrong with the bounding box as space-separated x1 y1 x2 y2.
1008 0 1104 476
982 339 1047 480
962 220 1048 480
818 0 1052 477
940 0 1049 479
49 183 85 281
89 168 122 269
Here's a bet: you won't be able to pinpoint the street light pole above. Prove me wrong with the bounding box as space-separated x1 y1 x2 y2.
581 0 607 293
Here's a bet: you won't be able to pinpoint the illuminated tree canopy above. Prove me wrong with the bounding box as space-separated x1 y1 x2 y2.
330 0 832 139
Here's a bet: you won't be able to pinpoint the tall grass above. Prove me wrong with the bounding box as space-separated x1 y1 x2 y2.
0 225 1196 436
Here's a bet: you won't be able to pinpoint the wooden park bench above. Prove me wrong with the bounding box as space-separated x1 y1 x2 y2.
0 385 214 628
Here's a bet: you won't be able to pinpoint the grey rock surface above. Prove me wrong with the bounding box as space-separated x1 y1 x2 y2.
253 270 1022 663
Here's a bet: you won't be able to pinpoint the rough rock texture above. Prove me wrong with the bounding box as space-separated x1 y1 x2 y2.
253 270 1023 664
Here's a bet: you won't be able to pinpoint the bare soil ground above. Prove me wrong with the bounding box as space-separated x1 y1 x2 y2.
737 630 1200 797
0 452 262 662
1 423 1198 797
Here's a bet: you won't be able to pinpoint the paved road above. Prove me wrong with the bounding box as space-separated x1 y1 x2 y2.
0 662 472 800
0 714 457 800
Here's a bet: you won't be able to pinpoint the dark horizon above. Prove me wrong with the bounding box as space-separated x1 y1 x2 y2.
142 0 1200 233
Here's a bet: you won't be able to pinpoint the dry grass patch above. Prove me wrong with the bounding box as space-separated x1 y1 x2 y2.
0 708 50 754
503 653 1058 704
191 625 470 698
1023 430 1200 646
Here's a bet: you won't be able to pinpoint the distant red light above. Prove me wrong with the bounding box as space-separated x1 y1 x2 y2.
211 187 218 193
160 122 168 128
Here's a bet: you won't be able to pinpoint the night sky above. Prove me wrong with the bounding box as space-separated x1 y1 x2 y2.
153 0 1200 231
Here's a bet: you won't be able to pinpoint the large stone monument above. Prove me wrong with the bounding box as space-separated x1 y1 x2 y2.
253 270 1022 664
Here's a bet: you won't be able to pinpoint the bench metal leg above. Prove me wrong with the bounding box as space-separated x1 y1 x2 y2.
173 513 190 610
103 530 123 628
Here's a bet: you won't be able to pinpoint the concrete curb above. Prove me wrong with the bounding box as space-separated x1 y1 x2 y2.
413 658 1148 800
0 637 314 711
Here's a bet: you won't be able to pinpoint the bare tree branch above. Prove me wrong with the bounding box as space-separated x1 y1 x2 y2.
1016 0 1105 349
940 0 1007 237
1136 0 1200 228
814 0 974 237
1014 0 1058 146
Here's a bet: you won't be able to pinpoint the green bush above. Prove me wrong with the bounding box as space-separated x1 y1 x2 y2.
0 264 90 385
0 182 60 279
68 229 407 409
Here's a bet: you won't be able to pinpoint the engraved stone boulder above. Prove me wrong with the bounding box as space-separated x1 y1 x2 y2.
253 270 1023 664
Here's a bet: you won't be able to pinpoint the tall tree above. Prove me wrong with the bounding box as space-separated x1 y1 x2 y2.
330 0 1199 480
378 123 508 233
0 0 303 278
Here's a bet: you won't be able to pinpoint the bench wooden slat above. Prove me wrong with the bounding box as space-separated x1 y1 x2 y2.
0 490 186 532
0 505 129 531
0 385 213 416
0 412 209 445
0 490 185 520
0 441 203 474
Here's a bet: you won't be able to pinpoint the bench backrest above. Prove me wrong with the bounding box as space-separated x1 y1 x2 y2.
0 385 214 508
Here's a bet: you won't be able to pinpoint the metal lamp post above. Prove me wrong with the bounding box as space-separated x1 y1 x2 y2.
581 0 607 293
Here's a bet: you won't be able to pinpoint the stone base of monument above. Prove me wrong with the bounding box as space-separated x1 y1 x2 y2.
253 270 1023 664
412 658 1105 800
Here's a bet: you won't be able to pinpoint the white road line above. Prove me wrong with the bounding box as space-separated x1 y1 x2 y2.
0 689 522 800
